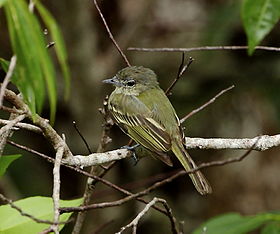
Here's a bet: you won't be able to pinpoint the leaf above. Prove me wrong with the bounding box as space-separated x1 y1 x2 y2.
0 196 82 234
0 154 21 177
261 223 280 234
35 1 71 99
0 0 7 7
0 58 37 114
4 0 57 123
193 212 280 234
242 0 280 55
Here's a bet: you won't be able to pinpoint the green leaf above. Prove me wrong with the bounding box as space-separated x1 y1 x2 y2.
4 0 57 123
261 222 280 234
0 154 21 177
193 212 280 234
0 196 82 234
35 1 71 99
242 0 280 55
0 0 8 7
0 58 37 115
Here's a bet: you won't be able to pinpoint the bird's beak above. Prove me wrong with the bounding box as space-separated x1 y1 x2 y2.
102 76 122 87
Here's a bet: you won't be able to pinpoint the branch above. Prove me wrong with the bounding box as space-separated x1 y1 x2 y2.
60 169 194 214
0 193 68 225
8 140 173 218
0 119 42 134
60 134 278 167
62 149 131 166
0 114 26 156
184 135 280 151
180 85 235 123
0 55 17 107
72 97 114 234
0 105 25 114
61 144 256 214
4 89 72 157
127 45 280 53
116 197 178 234
50 146 64 234
165 54 194 96
92 0 131 67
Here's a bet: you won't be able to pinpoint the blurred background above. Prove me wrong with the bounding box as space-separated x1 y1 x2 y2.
1 0 280 233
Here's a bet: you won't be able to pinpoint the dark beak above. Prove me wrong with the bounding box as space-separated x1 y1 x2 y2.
102 76 122 86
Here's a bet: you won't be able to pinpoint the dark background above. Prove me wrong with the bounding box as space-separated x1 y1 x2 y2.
1 0 280 233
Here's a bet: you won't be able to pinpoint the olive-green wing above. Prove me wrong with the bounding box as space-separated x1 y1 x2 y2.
111 109 171 153
136 87 182 137
109 89 176 165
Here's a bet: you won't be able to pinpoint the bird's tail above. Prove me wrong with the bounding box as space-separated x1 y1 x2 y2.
171 141 212 195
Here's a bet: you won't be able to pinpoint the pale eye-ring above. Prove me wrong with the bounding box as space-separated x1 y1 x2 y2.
126 79 136 87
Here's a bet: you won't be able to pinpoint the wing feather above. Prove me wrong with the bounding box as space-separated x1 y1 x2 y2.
108 87 179 166
111 110 171 152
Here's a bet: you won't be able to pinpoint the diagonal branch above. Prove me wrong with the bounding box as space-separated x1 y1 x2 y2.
60 145 255 214
0 114 26 156
116 197 178 234
92 0 131 67
0 55 17 107
180 85 235 123
165 54 194 96
3 89 72 158
0 193 69 225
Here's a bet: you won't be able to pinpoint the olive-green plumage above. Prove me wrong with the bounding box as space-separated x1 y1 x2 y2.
103 66 212 195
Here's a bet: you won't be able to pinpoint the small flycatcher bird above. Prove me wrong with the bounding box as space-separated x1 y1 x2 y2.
103 66 212 195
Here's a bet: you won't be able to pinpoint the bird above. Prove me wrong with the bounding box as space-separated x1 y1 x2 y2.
103 66 212 195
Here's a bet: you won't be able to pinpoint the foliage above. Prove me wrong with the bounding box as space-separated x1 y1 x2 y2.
0 196 82 234
1 0 70 123
0 0 279 233
0 154 21 177
242 0 280 54
193 212 280 234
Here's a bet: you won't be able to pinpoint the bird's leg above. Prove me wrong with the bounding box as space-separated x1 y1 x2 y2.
121 144 140 165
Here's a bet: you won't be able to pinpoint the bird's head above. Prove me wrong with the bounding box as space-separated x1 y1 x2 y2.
103 66 159 93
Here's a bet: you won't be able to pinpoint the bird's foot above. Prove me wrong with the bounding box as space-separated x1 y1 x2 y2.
121 144 140 165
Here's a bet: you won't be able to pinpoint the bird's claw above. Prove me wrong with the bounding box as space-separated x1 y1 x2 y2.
121 144 140 165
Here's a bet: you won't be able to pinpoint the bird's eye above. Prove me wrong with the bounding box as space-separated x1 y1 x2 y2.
126 80 136 87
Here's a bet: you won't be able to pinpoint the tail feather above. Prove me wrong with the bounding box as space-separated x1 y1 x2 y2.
171 141 212 195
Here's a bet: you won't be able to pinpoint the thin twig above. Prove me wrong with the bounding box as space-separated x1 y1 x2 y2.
0 114 26 156
0 193 69 225
0 105 25 114
92 0 131 67
116 197 178 234
73 120 92 154
92 161 117 185
50 146 64 234
71 119 95 233
72 97 114 233
7 140 168 217
180 85 235 123
0 119 42 134
0 55 17 107
166 55 194 96
4 89 73 158
184 141 256 174
127 45 280 53
59 170 186 213
61 145 256 214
